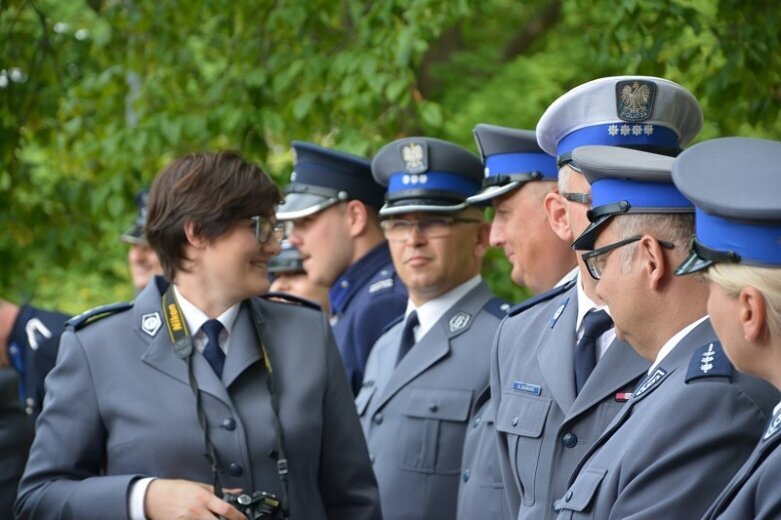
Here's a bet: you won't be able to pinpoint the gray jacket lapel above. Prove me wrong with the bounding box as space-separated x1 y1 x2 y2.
568 339 648 419
536 287 578 412
223 303 262 388
374 282 491 411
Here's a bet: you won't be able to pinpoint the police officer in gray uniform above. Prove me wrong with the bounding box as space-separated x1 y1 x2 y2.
16 151 380 520
671 137 781 520
552 144 779 519
456 124 561 520
491 76 701 520
357 137 507 520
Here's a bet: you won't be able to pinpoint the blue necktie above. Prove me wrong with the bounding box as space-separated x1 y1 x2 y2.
201 319 226 378
396 311 419 366
574 310 613 394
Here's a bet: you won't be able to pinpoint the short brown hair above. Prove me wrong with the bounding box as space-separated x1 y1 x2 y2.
146 151 282 280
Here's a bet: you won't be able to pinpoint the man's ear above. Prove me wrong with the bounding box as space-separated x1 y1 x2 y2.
544 191 573 242
345 200 369 238
641 236 669 291
184 221 208 249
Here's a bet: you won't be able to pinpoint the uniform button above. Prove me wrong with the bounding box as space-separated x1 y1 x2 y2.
462 469 471 482
373 413 383 425
222 417 236 431
512 417 519 427
369 454 375 464
228 463 243 477
564 490 573 502
340 280 349 288
561 432 578 448
428 403 439 413
380 269 389 276
473 416 481 428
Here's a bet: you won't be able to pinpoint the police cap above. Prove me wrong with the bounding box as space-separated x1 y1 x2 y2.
120 190 149 245
673 137 781 274
466 124 557 204
571 145 692 250
371 137 483 217
276 141 384 220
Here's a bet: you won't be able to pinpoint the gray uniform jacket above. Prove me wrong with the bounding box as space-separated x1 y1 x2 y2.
554 319 779 520
702 407 781 519
16 278 380 520
491 281 649 520
456 385 512 520
356 281 504 520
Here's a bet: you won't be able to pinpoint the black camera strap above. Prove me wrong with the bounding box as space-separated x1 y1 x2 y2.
161 285 290 517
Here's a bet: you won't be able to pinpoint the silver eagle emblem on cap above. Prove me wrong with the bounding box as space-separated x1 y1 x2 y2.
141 312 162 337
402 142 427 174
616 80 656 122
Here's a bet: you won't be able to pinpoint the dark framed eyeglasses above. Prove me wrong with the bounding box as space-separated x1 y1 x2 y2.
380 216 482 241
250 216 286 243
560 192 592 205
582 235 676 280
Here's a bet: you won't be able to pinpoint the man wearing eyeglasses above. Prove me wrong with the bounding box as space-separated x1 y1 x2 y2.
489 76 704 520
277 141 407 395
355 137 508 520
551 145 778 519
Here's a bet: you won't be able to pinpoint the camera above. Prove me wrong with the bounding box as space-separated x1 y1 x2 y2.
223 491 285 520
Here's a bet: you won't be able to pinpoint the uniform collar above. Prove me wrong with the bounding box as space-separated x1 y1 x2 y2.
329 242 393 314
405 275 482 341
648 314 709 374
172 285 240 354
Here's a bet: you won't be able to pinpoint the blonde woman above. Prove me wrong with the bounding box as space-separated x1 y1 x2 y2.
674 137 781 519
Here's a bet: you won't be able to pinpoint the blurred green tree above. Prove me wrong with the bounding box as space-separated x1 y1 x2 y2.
1 0 778 312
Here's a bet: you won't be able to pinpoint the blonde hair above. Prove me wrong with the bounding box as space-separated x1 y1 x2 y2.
707 263 781 340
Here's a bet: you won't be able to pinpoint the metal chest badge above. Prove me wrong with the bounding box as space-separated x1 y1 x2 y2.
141 312 162 337
616 80 656 122
401 142 428 174
448 311 471 334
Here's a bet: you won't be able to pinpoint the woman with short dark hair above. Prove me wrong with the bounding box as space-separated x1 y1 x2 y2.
16 151 381 520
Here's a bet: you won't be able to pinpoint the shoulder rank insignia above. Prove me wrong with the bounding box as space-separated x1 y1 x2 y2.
616 79 656 122
448 311 472 335
508 278 576 317
66 301 134 331
261 292 322 311
483 297 511 319
368 278 394 294
686 341 732 382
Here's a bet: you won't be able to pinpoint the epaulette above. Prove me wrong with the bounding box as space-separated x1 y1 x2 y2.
261 292 322 311
66 301 134 331
508 278 577 317
483 297 512 319
686 341 733 383
382 313 405 333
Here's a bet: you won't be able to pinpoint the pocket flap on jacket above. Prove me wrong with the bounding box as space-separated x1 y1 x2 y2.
554 468 608 513
403 387 473 421
495 392 551 438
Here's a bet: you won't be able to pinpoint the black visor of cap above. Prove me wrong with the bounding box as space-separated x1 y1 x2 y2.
674 237 742 276
572 201 632 250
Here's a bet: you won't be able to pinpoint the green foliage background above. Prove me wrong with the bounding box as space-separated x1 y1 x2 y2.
1 0 779 313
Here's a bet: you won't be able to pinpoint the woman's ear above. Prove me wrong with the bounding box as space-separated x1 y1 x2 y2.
740 286 768 344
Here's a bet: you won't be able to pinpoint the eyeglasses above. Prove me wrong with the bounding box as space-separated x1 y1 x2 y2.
582 235 675 280
561 192 592 204
251 216 286 243
380 216 482 241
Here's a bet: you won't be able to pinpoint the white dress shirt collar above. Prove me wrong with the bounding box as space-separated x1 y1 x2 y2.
172 285 241 354
575 274 616 359
404 275 482 342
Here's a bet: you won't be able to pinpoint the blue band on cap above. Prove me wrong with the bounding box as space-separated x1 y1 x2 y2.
592 178 692 210
388 171 481 197
558 124 680 157
696 209 781 267
485 152 557 181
